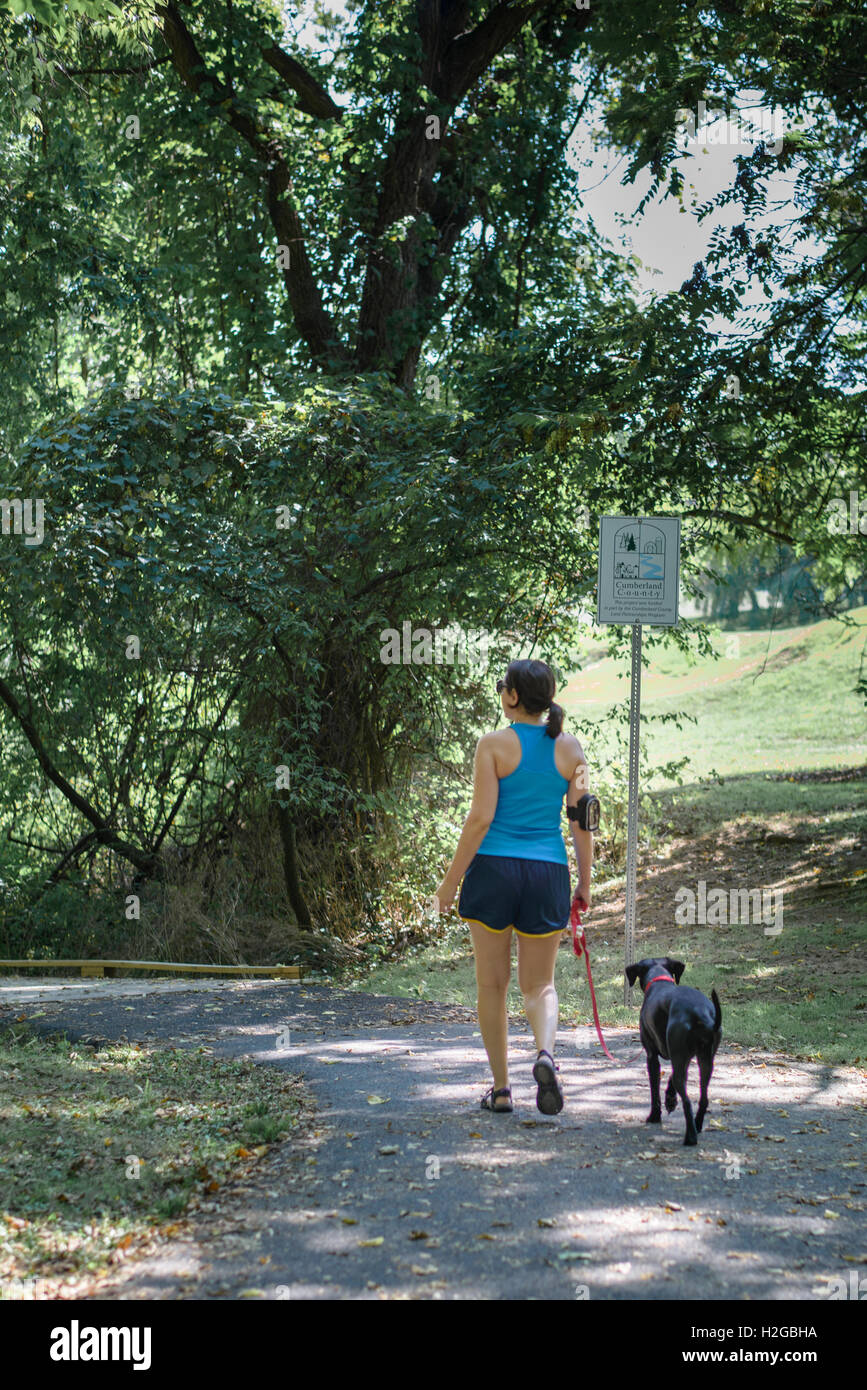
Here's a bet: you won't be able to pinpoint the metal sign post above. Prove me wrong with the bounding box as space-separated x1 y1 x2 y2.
624 621 642 1004
596 517 681 1004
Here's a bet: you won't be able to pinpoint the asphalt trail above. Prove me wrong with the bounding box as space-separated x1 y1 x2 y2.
1 980 864 1301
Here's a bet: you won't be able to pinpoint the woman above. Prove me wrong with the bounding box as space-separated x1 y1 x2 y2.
435 659 593 1115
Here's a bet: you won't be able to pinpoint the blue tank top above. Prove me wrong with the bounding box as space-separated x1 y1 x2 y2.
477 723 569 865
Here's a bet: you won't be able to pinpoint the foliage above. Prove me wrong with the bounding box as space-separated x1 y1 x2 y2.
1 0 866 950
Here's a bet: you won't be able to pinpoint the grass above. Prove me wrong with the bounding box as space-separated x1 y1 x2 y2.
349 771 867 1069
561 607 867 781
0 1030 303 1297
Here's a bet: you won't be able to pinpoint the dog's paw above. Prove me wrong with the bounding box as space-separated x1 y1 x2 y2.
665 1093 678 1113
683 1133 698 1146
645 1111 662 1124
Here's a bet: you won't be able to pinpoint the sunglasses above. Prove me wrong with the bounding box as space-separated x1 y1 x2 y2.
496 679 511 694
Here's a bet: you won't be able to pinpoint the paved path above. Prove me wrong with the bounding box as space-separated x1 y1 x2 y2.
1 980 864 1301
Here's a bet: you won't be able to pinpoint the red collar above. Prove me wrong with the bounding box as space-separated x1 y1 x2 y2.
644 973 675 990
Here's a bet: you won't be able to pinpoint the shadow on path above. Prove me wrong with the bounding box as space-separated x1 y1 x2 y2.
1 981 864 1301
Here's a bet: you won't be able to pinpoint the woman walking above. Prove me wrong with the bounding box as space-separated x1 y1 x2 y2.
435 659 593 1114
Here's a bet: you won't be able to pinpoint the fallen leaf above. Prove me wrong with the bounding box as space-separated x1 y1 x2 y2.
358 1237 384 1247
367 1096 388 1105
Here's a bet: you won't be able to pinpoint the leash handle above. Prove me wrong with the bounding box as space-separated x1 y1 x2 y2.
570 890 588 957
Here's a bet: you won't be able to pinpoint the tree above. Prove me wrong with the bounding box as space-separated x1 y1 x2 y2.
2 0 866 946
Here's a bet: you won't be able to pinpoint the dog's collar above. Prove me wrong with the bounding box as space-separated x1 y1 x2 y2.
644 973 676 990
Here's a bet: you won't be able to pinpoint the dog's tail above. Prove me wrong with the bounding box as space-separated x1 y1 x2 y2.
711 988 722 1032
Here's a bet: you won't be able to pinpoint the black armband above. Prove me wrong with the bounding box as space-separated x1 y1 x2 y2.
567 793 600 832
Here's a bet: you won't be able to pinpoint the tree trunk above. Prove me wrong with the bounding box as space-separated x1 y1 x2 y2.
275 801 313 928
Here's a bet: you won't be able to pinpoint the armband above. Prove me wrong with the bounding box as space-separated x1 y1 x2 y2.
567 793 600 831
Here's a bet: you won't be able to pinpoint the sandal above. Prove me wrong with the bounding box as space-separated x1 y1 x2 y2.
481 1085 513 1113
533 1050 563 1115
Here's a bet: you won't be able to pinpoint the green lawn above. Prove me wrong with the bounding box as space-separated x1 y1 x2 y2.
561 607 867 781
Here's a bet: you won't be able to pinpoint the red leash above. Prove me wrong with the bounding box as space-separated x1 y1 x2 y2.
570 891 642 1064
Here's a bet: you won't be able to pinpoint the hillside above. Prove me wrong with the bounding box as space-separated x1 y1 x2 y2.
561 608 867 782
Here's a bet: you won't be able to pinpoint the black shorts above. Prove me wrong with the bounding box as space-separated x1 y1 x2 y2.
458 853 570 938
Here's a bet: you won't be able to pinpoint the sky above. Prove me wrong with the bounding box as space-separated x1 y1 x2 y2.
567 96 801 303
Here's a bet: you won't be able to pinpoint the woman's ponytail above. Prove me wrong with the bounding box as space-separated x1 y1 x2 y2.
503 659 564 737
545 700 564 739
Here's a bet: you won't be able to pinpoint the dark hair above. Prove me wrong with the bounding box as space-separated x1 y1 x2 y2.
503 659 564 738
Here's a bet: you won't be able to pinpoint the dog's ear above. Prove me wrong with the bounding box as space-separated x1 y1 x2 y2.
625 962 641 987
666 958 686 983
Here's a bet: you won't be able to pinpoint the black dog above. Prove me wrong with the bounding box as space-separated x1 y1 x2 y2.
625 958 722 1147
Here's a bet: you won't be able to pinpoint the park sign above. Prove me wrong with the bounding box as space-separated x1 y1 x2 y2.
596 515 681 627
594 516 681 1002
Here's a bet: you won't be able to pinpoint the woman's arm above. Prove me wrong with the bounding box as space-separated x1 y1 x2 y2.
566 743 593 908
434 734 499 910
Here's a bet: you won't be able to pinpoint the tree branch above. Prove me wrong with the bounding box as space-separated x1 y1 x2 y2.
437 0 591 102
156 1 347 366
152 666 250 855
260 43 342 121
0 674 157 875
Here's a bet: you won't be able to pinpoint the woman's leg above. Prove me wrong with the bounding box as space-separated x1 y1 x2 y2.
467 920 512 1098
516 931 562 1056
